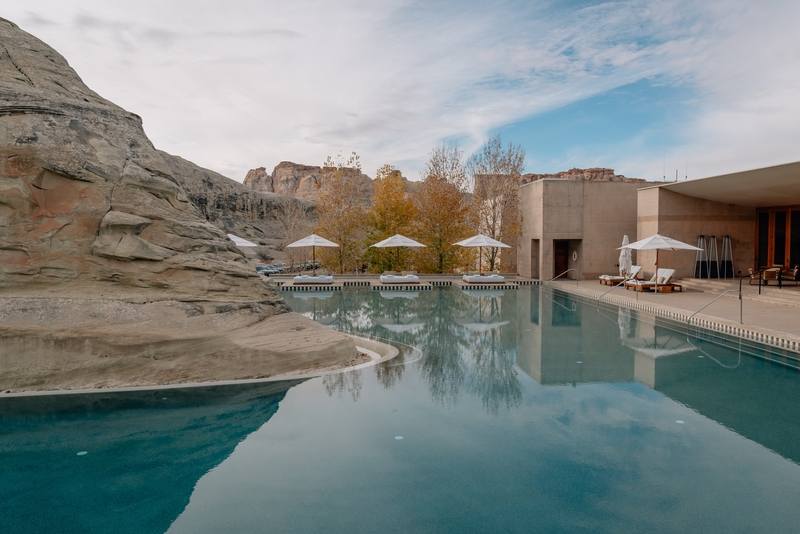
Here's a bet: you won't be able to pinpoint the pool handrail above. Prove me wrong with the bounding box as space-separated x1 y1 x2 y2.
544 269 577 286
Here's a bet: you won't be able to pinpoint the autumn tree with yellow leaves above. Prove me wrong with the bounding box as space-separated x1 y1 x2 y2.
314 151 368 273
364 165 417 273
411 144 476 273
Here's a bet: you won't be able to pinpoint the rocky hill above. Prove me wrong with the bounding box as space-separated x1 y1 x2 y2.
244 161 419 202
0 17 357 391
521 167 645 184
161 152 314 251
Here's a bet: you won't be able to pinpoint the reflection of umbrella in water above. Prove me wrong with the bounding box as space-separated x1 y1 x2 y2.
622 335 695 358
617 307 631 338
459 320 510 332
462 289 505 298
292 291 333 321
374 316 424 333
286 234 339 276
379 291 419 299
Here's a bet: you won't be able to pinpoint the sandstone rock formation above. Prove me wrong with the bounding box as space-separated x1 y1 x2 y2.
161 151 314 250
244 161 375 202
0 17 359 391
521 167 645 184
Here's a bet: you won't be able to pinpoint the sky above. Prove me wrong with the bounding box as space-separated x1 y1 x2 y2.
5 1 800 183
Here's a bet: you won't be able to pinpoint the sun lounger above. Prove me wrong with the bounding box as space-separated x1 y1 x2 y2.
625 269 680 292
599 266 642 286
293 274 334 285
462 273 505 284
380 272 420 284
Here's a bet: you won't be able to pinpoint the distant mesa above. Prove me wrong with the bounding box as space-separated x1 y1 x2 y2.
521 168 645 184
244 162 418 202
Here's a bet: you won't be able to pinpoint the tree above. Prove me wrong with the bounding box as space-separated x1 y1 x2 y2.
314 151 368 273
364 164 417 273
275 198 314 271
411 144 476 273
466 134 525 272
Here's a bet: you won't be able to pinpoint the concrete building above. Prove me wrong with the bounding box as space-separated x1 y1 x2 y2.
517 178 649 281
517 161 800 282
636 161 800 279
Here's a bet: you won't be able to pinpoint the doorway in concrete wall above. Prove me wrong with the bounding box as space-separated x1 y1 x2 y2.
554 240 569 278
530 239 540 279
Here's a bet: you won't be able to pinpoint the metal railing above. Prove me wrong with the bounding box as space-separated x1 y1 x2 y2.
544 269 577 286
687 268 772 325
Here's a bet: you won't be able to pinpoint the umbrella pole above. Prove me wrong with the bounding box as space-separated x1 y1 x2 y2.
313 246 316 276
655 249 658 293
479 247 482 275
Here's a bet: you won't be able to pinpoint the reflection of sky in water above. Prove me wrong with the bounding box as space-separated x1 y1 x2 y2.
3 287 800 533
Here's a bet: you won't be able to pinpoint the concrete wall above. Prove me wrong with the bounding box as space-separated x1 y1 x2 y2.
517 179 642 280
637 187 756 280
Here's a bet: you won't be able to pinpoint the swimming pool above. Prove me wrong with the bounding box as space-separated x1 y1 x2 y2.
2 286 800 533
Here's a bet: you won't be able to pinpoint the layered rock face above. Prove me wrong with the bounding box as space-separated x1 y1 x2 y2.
521 167 645 184
162 152 313 248
244 161 374 201
0 17 270 298
0 18 360 391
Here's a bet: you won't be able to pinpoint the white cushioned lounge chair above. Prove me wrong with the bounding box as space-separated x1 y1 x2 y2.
625 269 681 292
462 273 505 284
293 274 334 285
379 271 420 284
599 265 642 286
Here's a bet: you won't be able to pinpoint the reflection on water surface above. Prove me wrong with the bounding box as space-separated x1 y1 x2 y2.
3 287 800 534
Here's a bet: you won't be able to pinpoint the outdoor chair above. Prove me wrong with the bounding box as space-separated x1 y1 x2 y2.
625 269 679 292
463 273 505 284
781 265 799 286
293 274 334 285
380 272 420 284
599 265 642 286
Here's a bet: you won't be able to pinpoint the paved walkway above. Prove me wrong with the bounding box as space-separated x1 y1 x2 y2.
549 279 800 348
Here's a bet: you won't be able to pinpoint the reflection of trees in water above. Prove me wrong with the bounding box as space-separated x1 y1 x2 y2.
290 288 523 413
467 329 522 414
415 289 469 407
374 358 404 388
322 369 363 402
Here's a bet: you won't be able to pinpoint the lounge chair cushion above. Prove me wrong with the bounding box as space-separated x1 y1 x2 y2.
463 274 505 284
380 274 420 284
293 275 334 285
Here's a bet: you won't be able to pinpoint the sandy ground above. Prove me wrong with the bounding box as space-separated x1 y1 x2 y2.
0 283 365 393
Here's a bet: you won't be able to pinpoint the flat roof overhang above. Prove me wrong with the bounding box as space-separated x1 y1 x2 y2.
638 161 800 208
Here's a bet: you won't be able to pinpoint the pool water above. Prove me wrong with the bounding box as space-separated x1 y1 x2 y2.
2 287 800 533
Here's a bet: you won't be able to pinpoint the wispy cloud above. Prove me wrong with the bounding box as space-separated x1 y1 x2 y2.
7 0 800 181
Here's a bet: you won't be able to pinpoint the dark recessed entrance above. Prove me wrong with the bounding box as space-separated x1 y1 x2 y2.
554 240 569 277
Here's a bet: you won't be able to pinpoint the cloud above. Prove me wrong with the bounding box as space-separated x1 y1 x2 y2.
6 0 800 181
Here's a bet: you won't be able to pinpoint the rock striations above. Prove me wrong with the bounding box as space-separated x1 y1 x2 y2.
162 151 313 248
0 18 359 392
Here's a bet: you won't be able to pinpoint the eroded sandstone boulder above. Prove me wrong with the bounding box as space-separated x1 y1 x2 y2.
0 18 360 391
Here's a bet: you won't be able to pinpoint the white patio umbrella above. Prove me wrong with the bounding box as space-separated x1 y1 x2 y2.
619 234 702 291
369 234 426 269
454 234 511 274
227 234 258 247
618 235 632 276
286 234 339 276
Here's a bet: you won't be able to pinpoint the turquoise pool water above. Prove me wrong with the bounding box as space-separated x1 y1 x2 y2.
2 287 800 533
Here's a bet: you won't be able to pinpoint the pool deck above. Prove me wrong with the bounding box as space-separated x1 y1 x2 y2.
272 273 800 352
548 278 800 353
